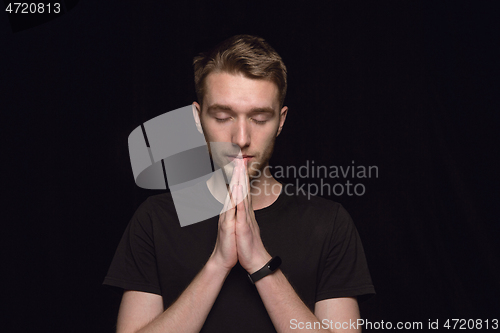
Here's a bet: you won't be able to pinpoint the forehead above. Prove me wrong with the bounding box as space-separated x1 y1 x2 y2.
204 72 280 111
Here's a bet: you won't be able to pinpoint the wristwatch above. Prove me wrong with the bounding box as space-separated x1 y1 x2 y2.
247 256 282 284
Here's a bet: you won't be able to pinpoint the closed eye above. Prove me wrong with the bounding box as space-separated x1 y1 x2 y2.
252 119 267 125
215 117 267 125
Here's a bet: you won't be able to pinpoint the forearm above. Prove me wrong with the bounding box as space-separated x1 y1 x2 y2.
136 258 228 333
255 270 334 333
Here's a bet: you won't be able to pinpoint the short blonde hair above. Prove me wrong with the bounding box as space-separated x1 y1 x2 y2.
194 35 287 108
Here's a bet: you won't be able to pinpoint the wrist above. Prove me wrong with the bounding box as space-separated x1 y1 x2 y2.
206 255 232 278
247 253 273 274
247 256 282 284
253 267 283 286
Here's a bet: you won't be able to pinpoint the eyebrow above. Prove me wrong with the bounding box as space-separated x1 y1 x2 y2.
206 104 275 115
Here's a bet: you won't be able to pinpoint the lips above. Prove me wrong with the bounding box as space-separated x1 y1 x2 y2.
227 155 254 162
229 155 252 158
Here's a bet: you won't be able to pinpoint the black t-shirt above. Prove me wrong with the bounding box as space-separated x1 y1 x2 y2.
103 183 375 332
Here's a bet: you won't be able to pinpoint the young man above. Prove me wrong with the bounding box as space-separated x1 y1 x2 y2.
104 35 375 333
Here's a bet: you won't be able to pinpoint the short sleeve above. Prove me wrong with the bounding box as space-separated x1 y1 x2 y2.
103 198 162 295
315 204 375 303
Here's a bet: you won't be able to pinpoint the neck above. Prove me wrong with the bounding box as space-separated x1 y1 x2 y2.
249 162 282 210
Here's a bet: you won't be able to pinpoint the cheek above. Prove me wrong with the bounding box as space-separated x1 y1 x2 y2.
260 126 279 142
200 120 224 141
253 131 277 151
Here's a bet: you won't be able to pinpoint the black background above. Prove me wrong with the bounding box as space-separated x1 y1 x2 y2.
2 1 499 332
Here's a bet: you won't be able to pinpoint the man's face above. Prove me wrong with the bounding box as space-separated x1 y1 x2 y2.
193 72 287 181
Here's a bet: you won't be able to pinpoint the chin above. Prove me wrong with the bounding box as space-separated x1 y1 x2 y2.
247 160 267 180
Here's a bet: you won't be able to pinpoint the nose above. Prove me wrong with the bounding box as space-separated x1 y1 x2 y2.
231 117 251 150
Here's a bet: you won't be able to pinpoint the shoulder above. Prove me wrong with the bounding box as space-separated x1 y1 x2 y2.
143 191 175 211
278 183 356 239
129 192 177 228
281 183 349 220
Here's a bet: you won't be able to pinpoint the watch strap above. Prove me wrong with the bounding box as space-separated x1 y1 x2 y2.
248 256 282 284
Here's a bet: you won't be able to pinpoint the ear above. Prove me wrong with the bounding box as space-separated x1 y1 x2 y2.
192 102 204 134
276 106 288 137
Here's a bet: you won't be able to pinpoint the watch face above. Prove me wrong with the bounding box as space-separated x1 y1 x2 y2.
267 256 282 271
